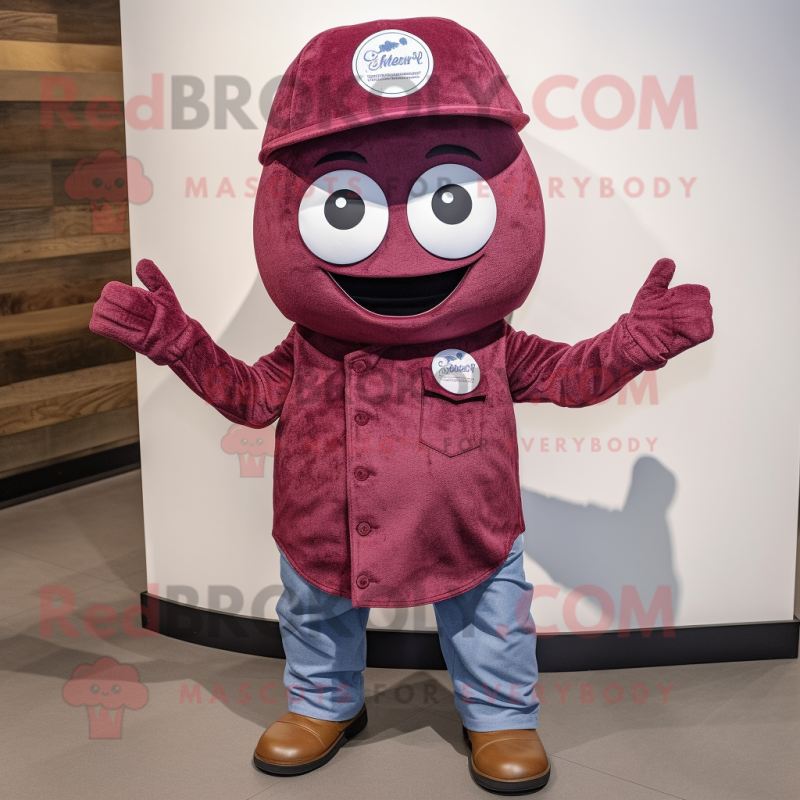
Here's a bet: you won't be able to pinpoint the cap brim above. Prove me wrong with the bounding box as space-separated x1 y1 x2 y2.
258 105 530 164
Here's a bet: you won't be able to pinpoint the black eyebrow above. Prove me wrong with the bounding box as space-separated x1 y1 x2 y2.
425 144 481 161
315 151 367 166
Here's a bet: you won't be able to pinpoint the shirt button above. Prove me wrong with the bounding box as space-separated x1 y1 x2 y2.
351 360 367 373
354 412 370 426
356 522 371 536
354 467 369 481
356 575 370 589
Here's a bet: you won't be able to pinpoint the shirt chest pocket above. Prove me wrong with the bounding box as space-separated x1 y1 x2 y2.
419 367 489 457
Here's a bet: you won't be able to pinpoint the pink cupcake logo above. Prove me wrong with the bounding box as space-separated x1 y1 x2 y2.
62 656 148 739
221 424 276 477
64 149 153 234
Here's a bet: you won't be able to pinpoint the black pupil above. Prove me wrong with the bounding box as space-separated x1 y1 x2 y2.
432 184 472 225
114 178 124 188
93 177 102 187
324 189 365 231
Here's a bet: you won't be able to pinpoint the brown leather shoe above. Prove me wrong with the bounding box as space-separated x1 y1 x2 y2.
253 706 367 775
463 727 551 794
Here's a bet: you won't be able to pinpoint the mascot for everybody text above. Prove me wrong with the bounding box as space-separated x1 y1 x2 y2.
91 18 712 794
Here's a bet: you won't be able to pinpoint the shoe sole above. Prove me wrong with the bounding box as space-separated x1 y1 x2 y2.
462 726 551 795
252 706 368 776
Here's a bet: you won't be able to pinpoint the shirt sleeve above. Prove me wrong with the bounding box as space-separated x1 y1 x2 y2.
164 319 295 427
504 315 662 407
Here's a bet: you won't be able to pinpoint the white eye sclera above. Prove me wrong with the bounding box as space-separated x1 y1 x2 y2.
298 169 388 265
406 164 496 259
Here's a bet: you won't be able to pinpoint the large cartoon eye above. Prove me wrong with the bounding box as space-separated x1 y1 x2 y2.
92 177 102 188
298 170 388 265
406 164 496 259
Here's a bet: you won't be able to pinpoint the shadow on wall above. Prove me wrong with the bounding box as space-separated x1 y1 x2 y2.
522 456 680 627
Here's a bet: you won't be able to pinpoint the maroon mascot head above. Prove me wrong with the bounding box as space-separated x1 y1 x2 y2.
254 18 544 345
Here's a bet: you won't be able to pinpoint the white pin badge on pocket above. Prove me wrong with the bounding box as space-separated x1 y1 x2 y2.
432 349 480 395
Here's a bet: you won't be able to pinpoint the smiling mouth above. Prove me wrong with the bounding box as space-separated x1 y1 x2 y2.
327 265 470 316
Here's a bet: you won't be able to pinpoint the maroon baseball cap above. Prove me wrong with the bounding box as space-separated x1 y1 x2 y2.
258 17 529 164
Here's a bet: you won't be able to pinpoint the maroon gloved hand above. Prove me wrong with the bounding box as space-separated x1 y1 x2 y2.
90 259 194 366
624 258 713 368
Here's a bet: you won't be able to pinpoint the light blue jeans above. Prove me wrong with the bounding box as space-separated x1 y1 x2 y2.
276 535 540 731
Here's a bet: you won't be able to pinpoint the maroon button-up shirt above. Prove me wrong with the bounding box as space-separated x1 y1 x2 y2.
170 317 655 607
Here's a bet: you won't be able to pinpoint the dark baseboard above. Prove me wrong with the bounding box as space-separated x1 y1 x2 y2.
8 447 796 669
0 443 141 510
140 592 799 672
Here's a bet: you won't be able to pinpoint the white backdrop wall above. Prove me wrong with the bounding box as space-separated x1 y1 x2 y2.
119 0 800 634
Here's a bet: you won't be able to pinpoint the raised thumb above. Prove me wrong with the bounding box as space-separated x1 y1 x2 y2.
135 258 174 295
635 258 676 303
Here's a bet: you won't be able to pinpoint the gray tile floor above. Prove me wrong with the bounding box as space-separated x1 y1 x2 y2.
0 470 797 800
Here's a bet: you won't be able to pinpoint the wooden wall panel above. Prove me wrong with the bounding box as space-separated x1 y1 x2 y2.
56 12 122 47
0 205 129 245
0 102 125 159
0 70 123 101
0 0 137 478
0 40 122 72
53 203 129 237
0 205 53 243
0 250 131 314
0 404 139 479
0 360 136 435
0 1 121 20
0 302 134 386
0 10 57 42
0 231 129 264
0 161 53 209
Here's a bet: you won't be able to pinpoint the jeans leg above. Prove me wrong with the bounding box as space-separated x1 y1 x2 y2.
276 549 369 721
433 535 540 732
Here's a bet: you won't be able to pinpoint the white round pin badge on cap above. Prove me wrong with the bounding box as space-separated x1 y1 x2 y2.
352 30 433 98
431 349 481 395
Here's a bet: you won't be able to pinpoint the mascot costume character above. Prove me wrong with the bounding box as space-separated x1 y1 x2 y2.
90 18 713 794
